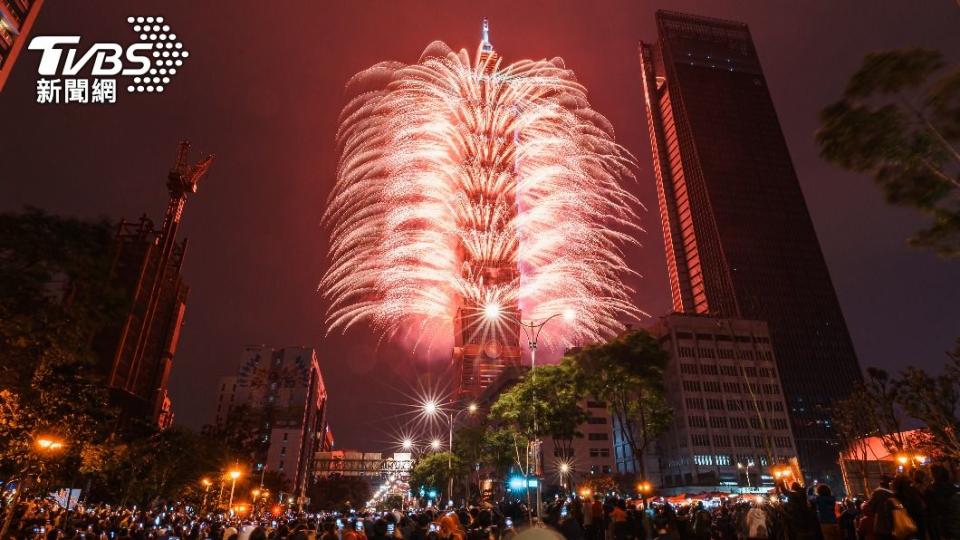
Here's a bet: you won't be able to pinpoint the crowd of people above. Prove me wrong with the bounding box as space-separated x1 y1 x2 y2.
3 466 960 540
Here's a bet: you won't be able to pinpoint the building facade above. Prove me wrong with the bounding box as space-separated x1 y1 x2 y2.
638 10 861 481
540 399 619 489
0 0 43 91
214 346 330 503
639 314 798 493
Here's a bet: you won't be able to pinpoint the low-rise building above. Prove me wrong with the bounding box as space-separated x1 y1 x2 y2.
616 314 798 494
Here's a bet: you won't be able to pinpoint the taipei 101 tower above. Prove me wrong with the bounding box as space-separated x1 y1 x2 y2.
453 19 522 398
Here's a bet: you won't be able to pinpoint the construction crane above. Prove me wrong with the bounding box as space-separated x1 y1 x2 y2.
115 141 214 424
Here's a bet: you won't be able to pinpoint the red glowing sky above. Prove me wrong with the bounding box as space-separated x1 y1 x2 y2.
0 0 957 449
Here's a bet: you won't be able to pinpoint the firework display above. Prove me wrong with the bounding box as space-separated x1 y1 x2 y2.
322 31 642 349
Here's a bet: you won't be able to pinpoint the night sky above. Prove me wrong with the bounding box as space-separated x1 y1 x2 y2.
1 1 958 450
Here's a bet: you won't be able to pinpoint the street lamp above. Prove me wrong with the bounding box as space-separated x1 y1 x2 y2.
737 462 754 489
35 437 65 452
201 478 212 510
558 463 571 490
482 305 575 523
637 481 652 509
227 469 242 512
430 438 441 451
402 438 414 451
422 400 478 504
1 436 67 539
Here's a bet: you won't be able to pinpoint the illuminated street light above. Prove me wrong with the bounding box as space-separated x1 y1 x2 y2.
35 437 65 452
201 478 212 510
420 398 479 502
737 461 753 488
227 469 242 512
483 303 501 320
402 438 413 451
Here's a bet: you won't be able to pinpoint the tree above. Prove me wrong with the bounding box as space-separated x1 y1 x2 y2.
0 209 125 501
567 331 671 480
479 425 528 481
202 403 267 466
895 340 960 461
832 386 886 495
861 368 909 453
816 48 960 256
489 364 588 460
409 452 463 501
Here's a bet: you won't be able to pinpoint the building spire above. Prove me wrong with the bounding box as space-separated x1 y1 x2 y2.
481 17 493 52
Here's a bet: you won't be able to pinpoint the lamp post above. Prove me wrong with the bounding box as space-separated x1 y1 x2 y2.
201 478 212 511
737 461 754 489
423 400 477 505
482 304 575 524
227 469 242 513
0 436 66 540
637 481 652 509
558 463 571 492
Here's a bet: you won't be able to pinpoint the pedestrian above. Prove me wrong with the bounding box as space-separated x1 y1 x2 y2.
781 483 822 540
744 502 769 540
924 464 960 540
812 485 840 540
893 474 925 540
689 502 711 540
862 476 896 540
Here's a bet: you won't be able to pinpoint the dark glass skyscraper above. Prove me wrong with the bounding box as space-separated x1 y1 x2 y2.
639 10 861 481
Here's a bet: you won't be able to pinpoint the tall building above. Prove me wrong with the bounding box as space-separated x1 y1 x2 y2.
0 0 43 91
452 20 521 398
94 142 213 428
639 10 861 481
619 314 797 493
214 346 331 504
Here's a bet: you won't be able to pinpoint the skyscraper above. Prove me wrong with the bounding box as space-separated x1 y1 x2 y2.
452 20 522 398
0 0 44 92
639 10 861 481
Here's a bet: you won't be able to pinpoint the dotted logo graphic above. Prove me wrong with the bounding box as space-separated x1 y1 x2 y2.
125 16 189 93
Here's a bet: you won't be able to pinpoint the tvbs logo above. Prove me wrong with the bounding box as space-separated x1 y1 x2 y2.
28 16 189 104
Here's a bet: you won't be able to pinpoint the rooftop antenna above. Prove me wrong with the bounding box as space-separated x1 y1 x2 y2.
481 17 493 52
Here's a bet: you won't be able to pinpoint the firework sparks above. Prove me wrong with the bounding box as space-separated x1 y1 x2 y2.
322 31 643 348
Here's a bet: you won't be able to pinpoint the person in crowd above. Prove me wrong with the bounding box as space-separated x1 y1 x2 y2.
862 476 896 540
925 464 960 540
781 483 822 540
812 485 839 540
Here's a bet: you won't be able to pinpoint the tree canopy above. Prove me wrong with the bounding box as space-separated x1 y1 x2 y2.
817 48 960 256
